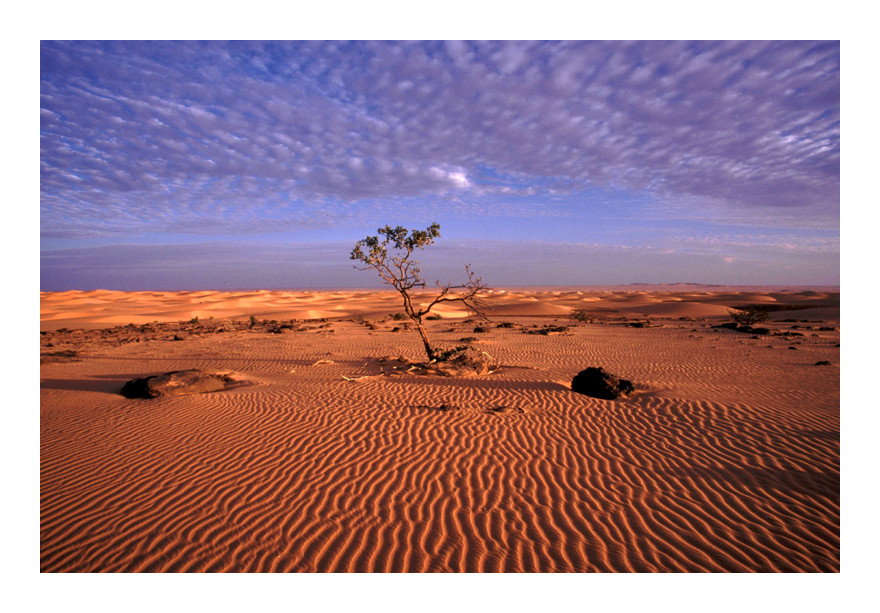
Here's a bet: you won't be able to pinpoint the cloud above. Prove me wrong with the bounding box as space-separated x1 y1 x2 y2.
40 41 839 239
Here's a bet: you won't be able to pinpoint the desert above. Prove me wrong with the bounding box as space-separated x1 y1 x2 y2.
40 287 839 572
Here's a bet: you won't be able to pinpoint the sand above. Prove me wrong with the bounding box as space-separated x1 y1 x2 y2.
40 288 839 572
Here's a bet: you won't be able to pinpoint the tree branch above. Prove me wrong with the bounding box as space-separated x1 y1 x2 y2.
350 224 489 360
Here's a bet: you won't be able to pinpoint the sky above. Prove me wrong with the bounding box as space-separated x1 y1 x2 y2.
40 40 840 290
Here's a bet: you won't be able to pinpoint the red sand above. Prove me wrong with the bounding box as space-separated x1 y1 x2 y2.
40 289 839 572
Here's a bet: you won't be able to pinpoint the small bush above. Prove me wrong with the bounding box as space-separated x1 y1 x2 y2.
729 305 770 326
425 313 443 320
389 312 408 321
569 309 592 323
189 316 199 324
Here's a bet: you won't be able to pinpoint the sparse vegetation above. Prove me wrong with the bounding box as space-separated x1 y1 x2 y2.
728 305 771 326
569 309 592 323
433 345 474 361
350 223 488 362
525 325 569 336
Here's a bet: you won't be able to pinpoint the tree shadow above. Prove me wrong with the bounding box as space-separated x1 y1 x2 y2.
40 374 141 394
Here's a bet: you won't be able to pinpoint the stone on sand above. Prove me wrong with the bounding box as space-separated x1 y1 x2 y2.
571 367 634 400
121 369 230 398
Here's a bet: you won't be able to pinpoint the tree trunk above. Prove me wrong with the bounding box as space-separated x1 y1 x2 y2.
414 321 435 361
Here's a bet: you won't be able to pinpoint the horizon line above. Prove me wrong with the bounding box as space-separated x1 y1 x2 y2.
40 283 842 294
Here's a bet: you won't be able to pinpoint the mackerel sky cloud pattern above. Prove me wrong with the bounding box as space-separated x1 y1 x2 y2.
40 41 839 289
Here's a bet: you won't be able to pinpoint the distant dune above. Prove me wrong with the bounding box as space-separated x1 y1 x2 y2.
41 289 839 572
40 287 839 331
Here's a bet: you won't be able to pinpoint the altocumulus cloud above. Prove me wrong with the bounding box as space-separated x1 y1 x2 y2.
41 41 839 239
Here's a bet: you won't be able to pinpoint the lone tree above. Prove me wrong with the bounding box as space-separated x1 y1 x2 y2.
350 223 487 361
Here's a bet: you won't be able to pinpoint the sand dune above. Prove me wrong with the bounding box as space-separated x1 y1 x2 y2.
39 287 839 331
40 289 839 572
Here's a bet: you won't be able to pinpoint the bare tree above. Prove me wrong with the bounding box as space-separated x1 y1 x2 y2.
350 223 488 361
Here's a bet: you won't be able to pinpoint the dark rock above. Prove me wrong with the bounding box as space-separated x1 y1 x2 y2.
571 367 634 400
525 325 569 336
713 322 770 335
269 324 298 334
714 322 740 330
473 326 489 333
121 369 229 398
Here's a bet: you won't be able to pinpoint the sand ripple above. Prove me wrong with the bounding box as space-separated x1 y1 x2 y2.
41 292 839 572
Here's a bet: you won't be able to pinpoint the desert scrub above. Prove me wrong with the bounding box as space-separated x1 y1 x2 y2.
728 305 770 326
569 309 593 323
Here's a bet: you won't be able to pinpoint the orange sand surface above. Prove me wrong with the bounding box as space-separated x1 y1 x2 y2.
40 289 839 572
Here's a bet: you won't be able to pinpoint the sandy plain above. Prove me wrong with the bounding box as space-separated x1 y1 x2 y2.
40 287 839 572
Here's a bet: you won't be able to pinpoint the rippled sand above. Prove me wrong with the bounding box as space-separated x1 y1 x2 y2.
40 289 839 572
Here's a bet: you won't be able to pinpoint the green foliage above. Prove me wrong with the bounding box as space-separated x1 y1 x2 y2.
729 305 770 326
349 223 441 286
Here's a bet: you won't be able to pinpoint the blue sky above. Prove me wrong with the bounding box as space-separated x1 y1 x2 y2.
40 40 839 290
